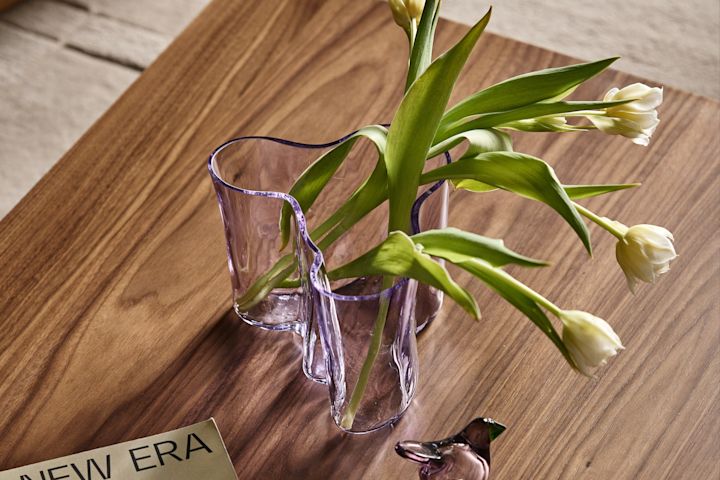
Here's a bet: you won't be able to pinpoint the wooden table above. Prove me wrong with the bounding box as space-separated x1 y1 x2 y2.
1 0 718 478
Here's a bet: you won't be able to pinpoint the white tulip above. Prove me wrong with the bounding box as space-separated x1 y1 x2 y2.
616 224 678 293
388 0 425 33
589 83 663 146
560 310 624 376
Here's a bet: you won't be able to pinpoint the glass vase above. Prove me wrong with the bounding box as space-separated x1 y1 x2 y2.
208 130 449 431
315 275 420 432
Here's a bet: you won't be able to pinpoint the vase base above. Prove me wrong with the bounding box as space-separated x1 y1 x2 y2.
335 400 413 435
234 291 305 333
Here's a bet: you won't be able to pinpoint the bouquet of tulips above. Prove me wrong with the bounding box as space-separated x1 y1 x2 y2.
242 0 677 428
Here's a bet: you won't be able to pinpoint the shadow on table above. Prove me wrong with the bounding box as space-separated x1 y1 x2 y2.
68 308 414 478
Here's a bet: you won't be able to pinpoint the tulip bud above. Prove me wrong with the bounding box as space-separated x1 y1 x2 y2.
405 0 425 19
560 310 624 376
588 83 663 146
388 0 425 34
615 224 678 293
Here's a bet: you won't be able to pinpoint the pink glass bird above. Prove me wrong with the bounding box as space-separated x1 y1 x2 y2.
395 417 506 480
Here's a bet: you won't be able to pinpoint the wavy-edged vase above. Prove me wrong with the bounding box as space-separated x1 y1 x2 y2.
208 130 449 432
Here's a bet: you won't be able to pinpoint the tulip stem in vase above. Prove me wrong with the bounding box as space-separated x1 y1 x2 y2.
340 275 396 430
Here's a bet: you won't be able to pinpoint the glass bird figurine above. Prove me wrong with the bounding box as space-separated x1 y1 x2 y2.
395 418 506 479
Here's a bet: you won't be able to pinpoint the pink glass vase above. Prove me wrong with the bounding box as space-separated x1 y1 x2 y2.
208 130 449 432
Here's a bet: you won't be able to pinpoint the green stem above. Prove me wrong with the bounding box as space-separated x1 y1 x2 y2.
310 202 350 241
573 202 627 240
493 267 563 317
339 275 395 430
408 18 418 55
317 222 351 251
404 18 419 92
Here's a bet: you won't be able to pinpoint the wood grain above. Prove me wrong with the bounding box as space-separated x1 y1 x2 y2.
1 0 718 478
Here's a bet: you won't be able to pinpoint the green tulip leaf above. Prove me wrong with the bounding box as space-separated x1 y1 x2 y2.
385 8 492 234
412 227 547 268
420 151 591 253
440 57 619 130
427 128 512 193
278 125 387 250
453 180 498 193
427 128 513 158
456 182 641 197
313 156 389 249
329 231 480 318
565 183 641 200
441 257 576 368
312 172 633 250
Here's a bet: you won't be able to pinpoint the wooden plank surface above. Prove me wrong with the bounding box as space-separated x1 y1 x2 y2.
0 0 718 478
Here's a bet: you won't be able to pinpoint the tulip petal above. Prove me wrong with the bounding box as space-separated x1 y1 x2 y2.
616 224 677 290
595 83 662 145
561 310 623 376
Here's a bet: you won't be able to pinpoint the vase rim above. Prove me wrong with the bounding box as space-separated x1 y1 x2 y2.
207 131 449 302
